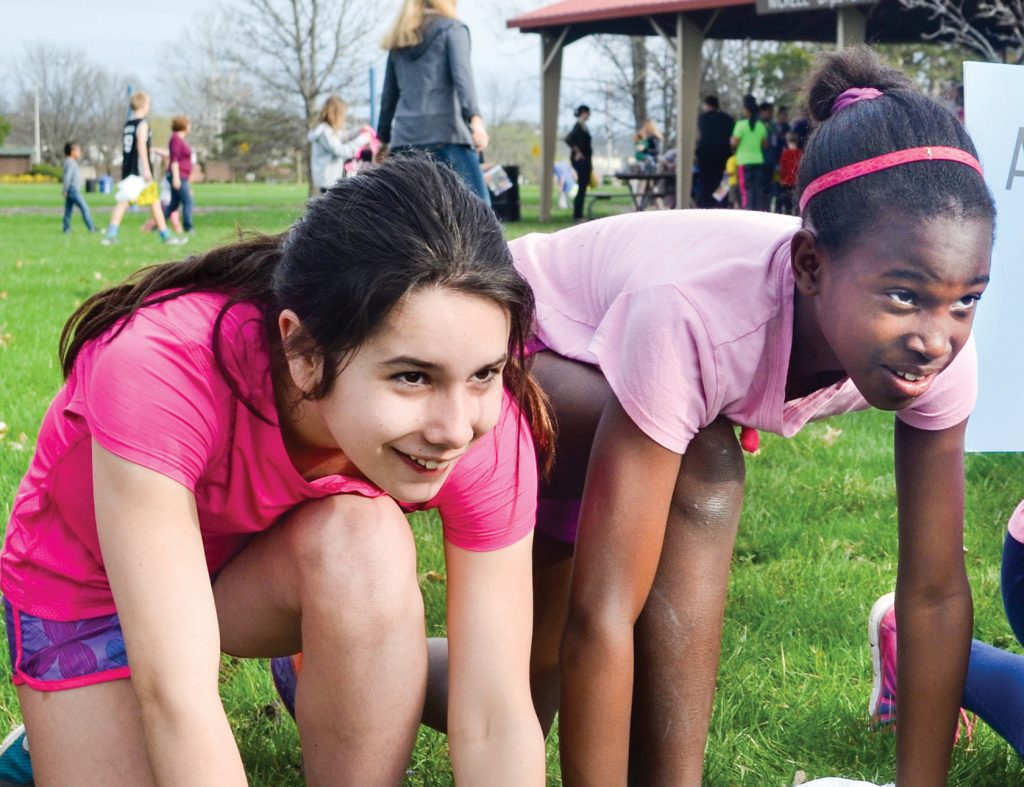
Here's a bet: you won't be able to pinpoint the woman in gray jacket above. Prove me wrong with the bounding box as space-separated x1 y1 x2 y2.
377 0 491 204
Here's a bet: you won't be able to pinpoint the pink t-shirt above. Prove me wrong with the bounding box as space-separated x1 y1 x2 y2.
168 133 192 180
1 293 536 620
511 209 976 456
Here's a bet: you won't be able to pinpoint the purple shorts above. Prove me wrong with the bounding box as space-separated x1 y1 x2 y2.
525 337 583 544
3 598 130 691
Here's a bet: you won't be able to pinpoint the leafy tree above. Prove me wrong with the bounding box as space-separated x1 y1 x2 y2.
219 105 305 180
0 114 10 147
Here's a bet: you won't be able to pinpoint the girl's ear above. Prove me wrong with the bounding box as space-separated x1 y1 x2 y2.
791 228 824 297
278 309 322 395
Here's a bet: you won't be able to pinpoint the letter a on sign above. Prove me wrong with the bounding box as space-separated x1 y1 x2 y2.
1008 127 1024 191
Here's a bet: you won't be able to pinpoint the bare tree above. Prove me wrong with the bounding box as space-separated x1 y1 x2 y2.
898 0 1024 64
480 73 529 127
218 0 377 191
6 43 135 169
159 16 256 156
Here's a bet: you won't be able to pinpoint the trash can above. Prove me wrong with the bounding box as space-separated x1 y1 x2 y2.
488 165 520 223
85 179 98 193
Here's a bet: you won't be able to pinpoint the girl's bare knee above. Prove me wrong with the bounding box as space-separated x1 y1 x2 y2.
285 495 421 622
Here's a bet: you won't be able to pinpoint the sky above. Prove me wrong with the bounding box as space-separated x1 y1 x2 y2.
6 0 600 127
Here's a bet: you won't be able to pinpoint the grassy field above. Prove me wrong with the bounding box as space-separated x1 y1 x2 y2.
2 182 1023 785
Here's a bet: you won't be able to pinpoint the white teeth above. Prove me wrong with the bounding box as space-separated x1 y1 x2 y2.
894 371 924 382
409 456 444 470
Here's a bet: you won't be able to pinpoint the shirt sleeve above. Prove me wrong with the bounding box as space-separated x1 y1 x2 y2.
445 22 482 124
431 392 537 552
896 331 977 431
377 54 399 144
78 313 223 491
588 284 714 455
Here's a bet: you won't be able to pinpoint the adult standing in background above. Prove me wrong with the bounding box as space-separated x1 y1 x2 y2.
377 0 491 204
695 96 734 208
565 105 593 222
730 95 769 211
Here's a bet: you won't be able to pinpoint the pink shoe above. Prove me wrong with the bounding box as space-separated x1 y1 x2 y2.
867 592 975 740
868 592 897 730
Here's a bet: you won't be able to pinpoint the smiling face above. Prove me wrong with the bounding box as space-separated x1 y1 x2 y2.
280 286 511 502
792 216 992 410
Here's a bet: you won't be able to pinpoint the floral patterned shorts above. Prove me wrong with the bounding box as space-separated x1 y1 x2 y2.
3 598 130 691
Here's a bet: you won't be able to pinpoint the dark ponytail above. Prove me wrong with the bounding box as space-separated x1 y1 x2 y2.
743 94 758 131
797 46 994 255
60 234 283 379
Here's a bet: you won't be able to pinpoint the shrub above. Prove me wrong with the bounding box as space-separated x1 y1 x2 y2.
30 163 63 180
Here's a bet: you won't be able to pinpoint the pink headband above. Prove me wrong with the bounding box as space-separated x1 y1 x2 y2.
799 146 984 213
832 87 883 113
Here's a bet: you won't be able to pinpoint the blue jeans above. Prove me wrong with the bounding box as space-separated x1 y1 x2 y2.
962 532 1024 757
164 177 193 231
63 186 95 232
393 144 490 206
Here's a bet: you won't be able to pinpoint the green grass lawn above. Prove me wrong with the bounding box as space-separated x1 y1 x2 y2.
2 182 1023 785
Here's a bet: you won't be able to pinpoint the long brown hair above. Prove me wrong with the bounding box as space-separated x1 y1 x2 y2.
59 155 554 470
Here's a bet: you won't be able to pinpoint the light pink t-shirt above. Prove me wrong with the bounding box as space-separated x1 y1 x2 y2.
511 209 976 456
1007 500 1024 543
2 293 536 620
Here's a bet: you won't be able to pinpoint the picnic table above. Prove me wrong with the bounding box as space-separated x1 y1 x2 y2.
585 171 676 218
614 171 675 211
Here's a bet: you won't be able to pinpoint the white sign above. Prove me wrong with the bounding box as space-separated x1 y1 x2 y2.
964 62 1024 452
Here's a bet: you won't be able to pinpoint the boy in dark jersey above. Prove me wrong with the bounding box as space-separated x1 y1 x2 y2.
101 91 187 246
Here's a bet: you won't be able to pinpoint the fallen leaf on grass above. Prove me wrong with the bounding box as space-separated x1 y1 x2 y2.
16 432 28 444
820 425 843 446
422 571 447 584
0 291 7 299
0 421 7 439
0 333 12 348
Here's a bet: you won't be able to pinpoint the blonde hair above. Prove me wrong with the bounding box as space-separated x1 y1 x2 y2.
129 91 150 112
318 96 348 129
380 0 458 50
641 118 664 141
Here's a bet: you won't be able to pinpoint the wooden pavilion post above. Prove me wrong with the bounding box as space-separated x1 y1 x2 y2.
540 28 566 222
836 7 866 48
675 14 702 209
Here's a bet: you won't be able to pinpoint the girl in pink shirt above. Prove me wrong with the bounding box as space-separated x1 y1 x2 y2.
1 158 548 784
512 48 995 784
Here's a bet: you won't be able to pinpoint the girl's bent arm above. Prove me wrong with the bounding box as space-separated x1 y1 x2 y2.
92 442 246 785
445 534 545 785
559 398 683 785
893 418 972 787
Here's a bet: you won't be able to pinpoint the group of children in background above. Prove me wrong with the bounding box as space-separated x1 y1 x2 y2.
725 98 804 214
60 91 194 244
5 42 1019 786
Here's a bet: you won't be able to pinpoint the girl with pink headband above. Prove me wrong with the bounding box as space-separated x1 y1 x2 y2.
511 46 994 784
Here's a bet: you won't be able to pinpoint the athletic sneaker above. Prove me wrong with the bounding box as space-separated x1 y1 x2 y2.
162 235 189 246
0 723 32 784
868 592 898 730
99 235 118 246
867 591 975 741
271 654 301 719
